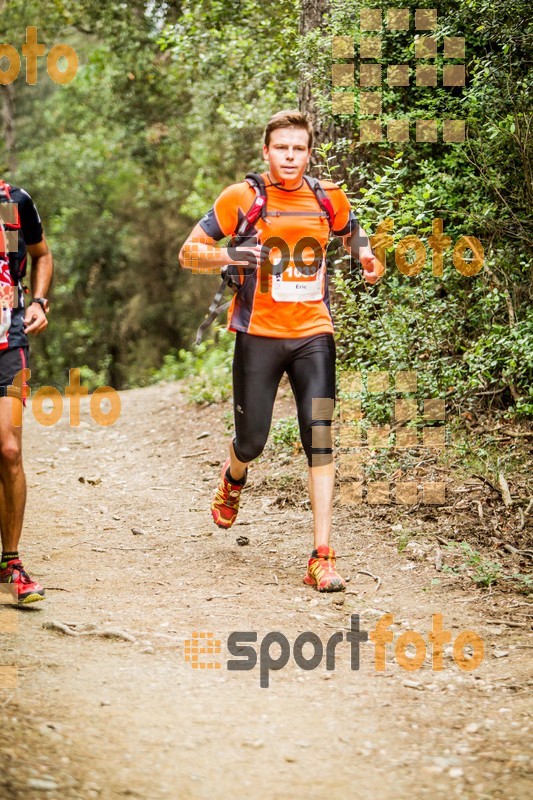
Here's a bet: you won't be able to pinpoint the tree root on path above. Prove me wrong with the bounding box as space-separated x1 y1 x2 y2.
42 621 136 642
356 570 382 591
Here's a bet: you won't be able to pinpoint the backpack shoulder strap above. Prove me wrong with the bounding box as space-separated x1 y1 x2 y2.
234 173 267 239
244 172 266 193
0 181 12 202
0 182 10 257
196 174 266 345
0 183 24 284
303 175 335 230
195 272 235 345
0 181 20 231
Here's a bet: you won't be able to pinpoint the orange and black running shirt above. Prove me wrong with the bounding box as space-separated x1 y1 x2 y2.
199 173 357 338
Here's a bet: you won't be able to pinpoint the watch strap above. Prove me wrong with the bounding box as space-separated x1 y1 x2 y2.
31 297 48 312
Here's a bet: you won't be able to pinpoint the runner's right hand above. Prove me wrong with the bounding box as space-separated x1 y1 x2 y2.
227 241 263 270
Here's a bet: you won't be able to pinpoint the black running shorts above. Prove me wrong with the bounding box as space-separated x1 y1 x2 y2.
0 346 29 397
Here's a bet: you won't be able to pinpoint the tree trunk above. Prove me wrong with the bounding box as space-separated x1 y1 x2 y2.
298 0 334 156
1 84 17 174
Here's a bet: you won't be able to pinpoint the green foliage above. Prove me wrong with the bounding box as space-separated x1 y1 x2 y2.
0 0 530 421
315 0 533 418
151 327 234 404
443 541 504 587
270 417 301 454
156 0 298 219
507 573 533 593
463 316 533 417
442 542 532 593
0 0 297 389
78 361 112 393
396 529 416 553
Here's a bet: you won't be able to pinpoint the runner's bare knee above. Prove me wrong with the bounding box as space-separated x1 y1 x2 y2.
0 436 22 470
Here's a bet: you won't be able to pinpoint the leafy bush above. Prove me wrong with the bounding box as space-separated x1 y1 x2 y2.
327 150 532 418
270 417 302 454
306 0 533 421
443 541 504 587
151 326 234 404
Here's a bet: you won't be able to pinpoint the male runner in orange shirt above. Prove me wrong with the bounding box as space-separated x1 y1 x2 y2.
179 110 384 591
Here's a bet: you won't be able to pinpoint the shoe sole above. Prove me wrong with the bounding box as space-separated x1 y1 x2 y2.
211 508 236 529
319 582 346 593
19 592 45 605
303 575 346 592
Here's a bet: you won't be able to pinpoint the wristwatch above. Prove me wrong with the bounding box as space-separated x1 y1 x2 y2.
31 297 49 313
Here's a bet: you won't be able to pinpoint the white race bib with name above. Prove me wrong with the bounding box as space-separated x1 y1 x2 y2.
271 261 325 303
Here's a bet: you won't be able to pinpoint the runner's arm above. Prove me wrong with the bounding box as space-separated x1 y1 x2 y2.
24 236 53 334
179 224 260 274
179 224 233 273
342 225 385 285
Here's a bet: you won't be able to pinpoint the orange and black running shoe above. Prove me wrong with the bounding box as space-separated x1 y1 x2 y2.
303 545 346 592
0 559 45 604
211 457 247 529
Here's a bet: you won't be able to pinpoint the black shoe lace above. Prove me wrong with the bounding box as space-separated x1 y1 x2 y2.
6 562 31 583
17 566 32 584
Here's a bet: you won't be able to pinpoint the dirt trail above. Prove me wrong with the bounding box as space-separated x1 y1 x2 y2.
0 382 531 800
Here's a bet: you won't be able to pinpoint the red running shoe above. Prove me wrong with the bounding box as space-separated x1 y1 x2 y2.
0 559 45 604
303 545 346 592
211 457 247 529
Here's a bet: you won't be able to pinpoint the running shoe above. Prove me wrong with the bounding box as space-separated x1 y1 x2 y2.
303 545 346 592
0 559 45 604
211 457 247 529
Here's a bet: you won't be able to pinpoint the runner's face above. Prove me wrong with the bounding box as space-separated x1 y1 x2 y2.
263 127 310 189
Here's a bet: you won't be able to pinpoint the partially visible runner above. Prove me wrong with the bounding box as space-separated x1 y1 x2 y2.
0 180 53 603
179 110 384 591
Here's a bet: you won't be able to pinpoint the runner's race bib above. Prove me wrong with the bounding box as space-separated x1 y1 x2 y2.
271 260 326 302
256 207 330 303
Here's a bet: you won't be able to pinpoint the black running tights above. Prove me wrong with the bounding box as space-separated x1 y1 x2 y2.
232 331 336 467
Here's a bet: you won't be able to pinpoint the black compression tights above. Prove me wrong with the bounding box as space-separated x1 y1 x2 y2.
232 332 336 467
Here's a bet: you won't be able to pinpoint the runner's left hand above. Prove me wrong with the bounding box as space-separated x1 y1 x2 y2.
361 254 385 285
24 303 48 334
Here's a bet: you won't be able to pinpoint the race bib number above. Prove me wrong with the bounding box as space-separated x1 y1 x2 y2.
271 261 326 303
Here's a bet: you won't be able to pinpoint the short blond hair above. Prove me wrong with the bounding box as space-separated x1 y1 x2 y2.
264 109 313 149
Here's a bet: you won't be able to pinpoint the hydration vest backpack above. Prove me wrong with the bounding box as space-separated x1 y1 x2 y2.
195 173 337 344
0 181 26 286
0 181 25 343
